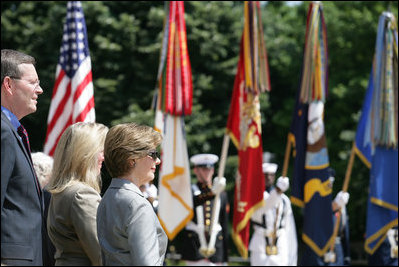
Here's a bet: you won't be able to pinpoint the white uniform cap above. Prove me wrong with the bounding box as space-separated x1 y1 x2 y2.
190 154 219 168
262 163 278 174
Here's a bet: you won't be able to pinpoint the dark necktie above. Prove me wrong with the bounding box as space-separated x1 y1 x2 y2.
17 124 41 195
17 124 31 154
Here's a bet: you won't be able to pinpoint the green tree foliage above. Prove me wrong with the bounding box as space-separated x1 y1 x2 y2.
2 1 398 259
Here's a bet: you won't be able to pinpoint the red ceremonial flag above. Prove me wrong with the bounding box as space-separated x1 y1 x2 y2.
227 2 270 258
164 1 192 116
227 39 265 259
155 1 194 241
44 1 95 156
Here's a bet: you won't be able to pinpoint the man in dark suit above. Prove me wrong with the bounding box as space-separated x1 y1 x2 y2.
1 49 46 265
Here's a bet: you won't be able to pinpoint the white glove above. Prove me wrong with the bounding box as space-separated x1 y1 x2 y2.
145 184 158 198
152 199 159 209
211 177 226 195
333 191 350 209
276 176 289 192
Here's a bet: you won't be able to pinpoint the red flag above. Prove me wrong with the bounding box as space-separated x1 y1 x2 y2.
44 1 95 156
164 1 192 116
227 37 266 259
155 1 194 241
226 2 269 258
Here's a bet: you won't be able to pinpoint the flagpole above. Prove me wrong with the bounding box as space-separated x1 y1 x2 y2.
207 133 230 256
282 135 292 177
327 142 356 258
327 210 342 260
342 142 356 192
218 134 230 178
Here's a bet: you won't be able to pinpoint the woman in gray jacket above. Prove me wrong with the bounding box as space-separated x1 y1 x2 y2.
46 122 108 266
97 122 167 266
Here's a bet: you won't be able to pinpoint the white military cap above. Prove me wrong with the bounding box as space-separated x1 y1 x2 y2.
262 162 278 174
190 154 219 168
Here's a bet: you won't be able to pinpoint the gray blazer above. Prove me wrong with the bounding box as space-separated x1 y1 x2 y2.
97 178 167 266
47 182 102 266
1 111 45 265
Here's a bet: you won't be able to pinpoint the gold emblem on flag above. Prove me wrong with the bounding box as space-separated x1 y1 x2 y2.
237 201 247 212
240 92 261 151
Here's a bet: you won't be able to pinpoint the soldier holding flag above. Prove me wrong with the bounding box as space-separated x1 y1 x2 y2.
176 154 229 266
249 162 297 266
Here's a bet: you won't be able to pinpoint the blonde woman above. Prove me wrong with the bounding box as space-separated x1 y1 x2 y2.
97 122 167 266
46 122 108 266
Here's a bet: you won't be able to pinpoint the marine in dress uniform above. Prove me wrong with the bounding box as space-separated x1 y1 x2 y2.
249 163 298 266
176 154 229 266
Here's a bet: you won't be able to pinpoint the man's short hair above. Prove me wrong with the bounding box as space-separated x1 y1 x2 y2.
1 49 36 83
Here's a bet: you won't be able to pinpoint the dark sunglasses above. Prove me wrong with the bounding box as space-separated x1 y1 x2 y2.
147 150 160 160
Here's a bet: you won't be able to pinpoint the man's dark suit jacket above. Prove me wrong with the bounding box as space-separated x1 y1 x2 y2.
1 111 47 265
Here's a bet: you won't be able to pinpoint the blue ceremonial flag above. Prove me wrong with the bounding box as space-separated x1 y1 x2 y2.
288 2 335 258
356 12 398 255
365 147 398 254
353 70 373 168
289 100 335 257
289 94 307 207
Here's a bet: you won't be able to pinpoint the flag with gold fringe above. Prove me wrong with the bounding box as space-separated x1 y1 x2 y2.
154 1 193 240
362 12 398 256
227 1 270 259
287 2 335 260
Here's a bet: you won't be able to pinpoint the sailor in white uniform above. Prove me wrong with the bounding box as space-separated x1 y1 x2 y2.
249 163 298 266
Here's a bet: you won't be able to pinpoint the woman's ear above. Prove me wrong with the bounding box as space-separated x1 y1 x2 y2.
130 160 136 168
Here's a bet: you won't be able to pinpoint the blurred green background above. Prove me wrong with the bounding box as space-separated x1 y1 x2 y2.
2 1 398 265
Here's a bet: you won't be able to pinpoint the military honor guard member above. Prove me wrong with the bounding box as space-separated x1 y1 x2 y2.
249 162 298 266
176 153 230 266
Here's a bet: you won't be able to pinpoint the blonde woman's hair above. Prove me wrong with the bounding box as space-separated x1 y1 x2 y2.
104 122 162 178
46 122 109 194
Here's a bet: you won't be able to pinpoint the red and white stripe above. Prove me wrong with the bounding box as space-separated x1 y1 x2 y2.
43 57 95 156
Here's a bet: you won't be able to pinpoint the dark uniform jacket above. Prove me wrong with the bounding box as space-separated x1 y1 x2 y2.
176 182 229 263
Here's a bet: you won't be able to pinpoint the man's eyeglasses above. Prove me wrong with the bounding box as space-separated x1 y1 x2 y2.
10 76 40 89
147 150 160 160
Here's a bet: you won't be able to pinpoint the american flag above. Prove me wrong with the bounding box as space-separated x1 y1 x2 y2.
44 1 95 156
